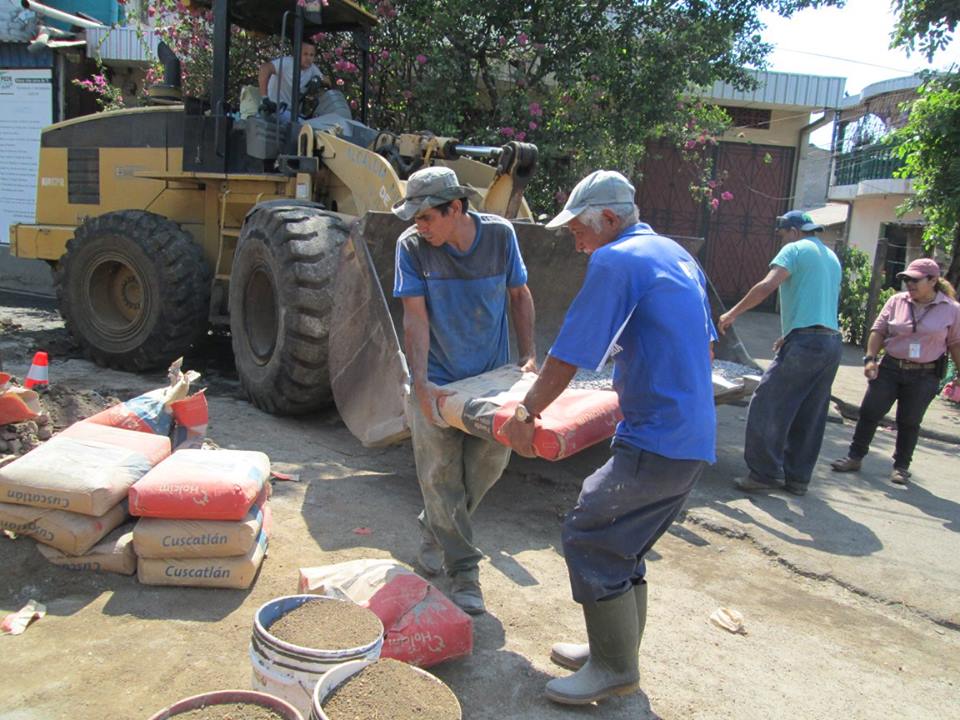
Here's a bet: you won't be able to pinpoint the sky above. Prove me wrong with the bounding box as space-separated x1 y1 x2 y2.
756 0 959 147
758 0 959 96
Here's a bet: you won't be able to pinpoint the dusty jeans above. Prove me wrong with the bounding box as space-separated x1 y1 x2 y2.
406 393 511 580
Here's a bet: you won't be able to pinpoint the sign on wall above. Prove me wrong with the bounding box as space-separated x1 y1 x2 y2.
0 68 52 245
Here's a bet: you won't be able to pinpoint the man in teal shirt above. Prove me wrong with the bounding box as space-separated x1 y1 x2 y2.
718 210 842 495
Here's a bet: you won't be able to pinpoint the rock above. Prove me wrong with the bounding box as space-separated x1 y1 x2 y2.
37 427 53 441
6 439 21 455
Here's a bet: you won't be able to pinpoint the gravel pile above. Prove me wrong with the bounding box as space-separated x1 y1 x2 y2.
712 360 761 382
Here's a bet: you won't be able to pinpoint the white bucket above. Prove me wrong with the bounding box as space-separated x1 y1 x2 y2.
309 659 462 720
250 594 384 717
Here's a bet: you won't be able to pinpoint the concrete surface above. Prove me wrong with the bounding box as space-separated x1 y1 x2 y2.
0 247 54 297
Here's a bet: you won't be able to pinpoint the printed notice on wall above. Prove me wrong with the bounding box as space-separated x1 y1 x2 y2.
0 69 52 244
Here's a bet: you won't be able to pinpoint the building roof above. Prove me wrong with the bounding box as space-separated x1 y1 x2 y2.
806 203 849 227
696 69 846 110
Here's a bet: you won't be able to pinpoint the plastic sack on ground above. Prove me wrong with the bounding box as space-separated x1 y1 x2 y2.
84 358 201 436
0 423 170 516
0 384 41 426
133 484 270 558
298 559 473 668
0 499 129 555
37 524 137 574
438 366 622 460
129 449 271 521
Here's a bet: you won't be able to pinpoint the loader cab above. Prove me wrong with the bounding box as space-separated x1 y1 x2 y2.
184 0 377 174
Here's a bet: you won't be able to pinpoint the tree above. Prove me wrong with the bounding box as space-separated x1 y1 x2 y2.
890 0 959 61
890 71 960 286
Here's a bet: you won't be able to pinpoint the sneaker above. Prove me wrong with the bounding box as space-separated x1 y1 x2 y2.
450 578 486 615
890 468 911 485
734 475 781 493
416 525 443 576
830 456 862 472
784 482 808 497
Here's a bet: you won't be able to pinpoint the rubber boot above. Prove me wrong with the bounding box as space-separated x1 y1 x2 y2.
545 589 641 705
550 582 648 671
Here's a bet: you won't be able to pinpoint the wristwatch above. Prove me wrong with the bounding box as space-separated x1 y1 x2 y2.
862 355 877 365
514 403 534 424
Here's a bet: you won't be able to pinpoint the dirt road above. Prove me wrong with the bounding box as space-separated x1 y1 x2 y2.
1 298 958 720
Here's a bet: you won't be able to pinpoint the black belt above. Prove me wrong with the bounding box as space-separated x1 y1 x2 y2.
882 357 937 370
791 326 839 336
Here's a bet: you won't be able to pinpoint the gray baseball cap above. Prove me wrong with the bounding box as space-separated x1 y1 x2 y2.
391 166 482 221
545 170 636 229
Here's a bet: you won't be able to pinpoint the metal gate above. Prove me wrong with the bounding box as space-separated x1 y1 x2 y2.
635 141 795 308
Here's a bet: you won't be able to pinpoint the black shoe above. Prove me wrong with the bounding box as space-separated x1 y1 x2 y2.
734 475 781 493
784 482 808 496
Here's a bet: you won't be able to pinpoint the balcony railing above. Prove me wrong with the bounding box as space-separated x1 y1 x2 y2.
832 143 907 186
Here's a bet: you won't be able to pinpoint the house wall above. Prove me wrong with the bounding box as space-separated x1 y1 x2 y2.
795 145 831 209
719 108 810 147
847 195 924 261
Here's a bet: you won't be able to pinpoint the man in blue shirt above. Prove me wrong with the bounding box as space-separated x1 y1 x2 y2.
393 166 536 615
499 170 716 705
718 210 842 496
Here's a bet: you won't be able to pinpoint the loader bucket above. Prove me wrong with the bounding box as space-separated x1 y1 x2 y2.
329 211 760 446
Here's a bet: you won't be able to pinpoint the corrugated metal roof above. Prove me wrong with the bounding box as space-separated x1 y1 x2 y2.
0 42 53 68
87 26 160 65
696 70 846 110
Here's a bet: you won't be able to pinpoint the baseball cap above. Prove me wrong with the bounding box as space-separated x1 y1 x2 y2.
896 258 941 280
545 170 636 229
776 210 824 233
391 166 481 221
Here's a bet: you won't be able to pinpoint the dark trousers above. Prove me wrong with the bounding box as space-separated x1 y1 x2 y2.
848 360 940 470
744 330 843 488
561 440 704 604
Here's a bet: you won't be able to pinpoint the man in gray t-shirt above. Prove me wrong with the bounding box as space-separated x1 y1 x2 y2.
258 37 325 114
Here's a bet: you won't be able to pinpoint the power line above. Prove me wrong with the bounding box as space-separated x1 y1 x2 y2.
774 47 917 74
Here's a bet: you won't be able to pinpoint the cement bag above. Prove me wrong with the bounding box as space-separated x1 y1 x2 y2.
37 524 136 575
438 366 622 460
137 521 270 589
129 449 271 521
0 423 171 516
133 485 270 558
170 390 209 450
298 559 472 668
0 499 129 555
84 358 201 436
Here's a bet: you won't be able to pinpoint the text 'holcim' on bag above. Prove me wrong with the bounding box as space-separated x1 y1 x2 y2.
299 559 473 669
129 449 271 521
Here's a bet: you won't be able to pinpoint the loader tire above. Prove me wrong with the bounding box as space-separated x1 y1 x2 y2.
229 204 348 415
55 211 211 371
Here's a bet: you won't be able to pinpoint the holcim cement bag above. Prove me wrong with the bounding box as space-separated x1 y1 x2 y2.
299 559 472 668
133 485 270 558
129 449 271 521
170 390 209 450
37 525 137 575
136 520 270 589
0 499 129 555
0 423 171 516
437 366 622 461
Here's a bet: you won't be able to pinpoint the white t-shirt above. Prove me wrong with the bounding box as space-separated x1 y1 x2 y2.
266 56 323 110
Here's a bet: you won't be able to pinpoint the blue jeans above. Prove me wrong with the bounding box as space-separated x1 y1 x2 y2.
562 440 704 603
744 329 842 488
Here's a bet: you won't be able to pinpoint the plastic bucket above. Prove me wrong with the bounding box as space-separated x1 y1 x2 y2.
148 689 304 720
310 659 462 720
250 594 384 717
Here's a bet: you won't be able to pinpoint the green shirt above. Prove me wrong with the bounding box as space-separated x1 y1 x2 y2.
771 237 841 336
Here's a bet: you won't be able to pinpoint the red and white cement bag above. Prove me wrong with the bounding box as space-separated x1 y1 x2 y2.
136 520 270 589
129 448 271 521
0 423 171 516
170 390 209 450
437 366 622 460
132 485 270 558
0 499 129 555
299 559 472 668
37 524 137 575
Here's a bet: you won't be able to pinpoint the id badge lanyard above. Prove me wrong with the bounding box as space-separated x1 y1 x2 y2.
907 302 932 360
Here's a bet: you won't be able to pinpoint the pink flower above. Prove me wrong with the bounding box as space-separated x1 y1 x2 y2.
401 90 413 100
500 126 515 137
336 78 344 86
334 46 343 57
684 140 697 150
710 198 720 210
517 32 528 46
528 121 538 130
349 99 358 110
528 102 542 117
555 190 569 205
498 35 506 47
515 131 526 141
721 191 734 201
707 180 717 189
416 54 427 64
380 49 389 60
147 6 155 16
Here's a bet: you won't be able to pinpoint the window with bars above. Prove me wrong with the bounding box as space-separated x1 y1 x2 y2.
721 106 772 130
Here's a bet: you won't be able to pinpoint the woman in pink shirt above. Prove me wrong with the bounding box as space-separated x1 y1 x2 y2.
831 258 960 484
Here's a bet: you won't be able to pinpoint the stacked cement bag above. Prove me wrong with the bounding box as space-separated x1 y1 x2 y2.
130 449 272 589
0 422 172 574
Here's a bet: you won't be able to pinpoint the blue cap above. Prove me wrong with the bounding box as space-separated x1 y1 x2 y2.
776 210 823 232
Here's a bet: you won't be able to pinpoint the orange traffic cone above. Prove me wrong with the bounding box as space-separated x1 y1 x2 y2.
24 351 49 390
